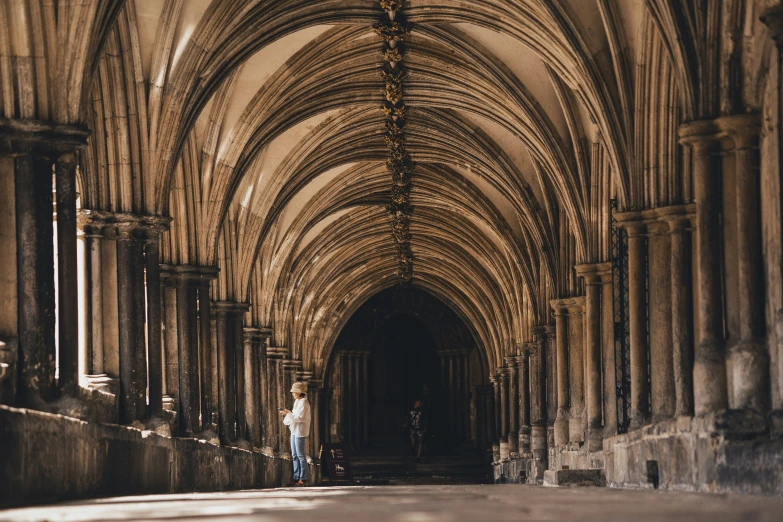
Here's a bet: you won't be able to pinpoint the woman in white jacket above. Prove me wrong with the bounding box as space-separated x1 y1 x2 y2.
280 381 312 486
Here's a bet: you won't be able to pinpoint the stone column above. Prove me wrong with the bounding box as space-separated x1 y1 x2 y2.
196 278 216 432
660 208 695 417
144 231 164 418
491 375 501 445
550 302 569 446
720 114 770 414
576 263 611 451
55 153 79 394
115 225 148 424
214 301 249 444
529 332 549 479
518 349 531 454
566 300 585 442
243 327 261 447
679 121 728 415
161 278 179 407
173 274 199 435
266 347 286 452
506 356 519 457
619 218 651 429
257 329 271 447
83 222 105 376
5 121 89 408
282 358 301 454
499 367 509 444
462 351 471 441
648 223 676 421
309 380 323 458
235 332 247 443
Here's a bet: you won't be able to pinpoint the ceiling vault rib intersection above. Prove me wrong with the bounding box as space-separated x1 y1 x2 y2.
377 0 415 283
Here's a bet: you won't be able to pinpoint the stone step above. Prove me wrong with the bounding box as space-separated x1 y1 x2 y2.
543 469 606 488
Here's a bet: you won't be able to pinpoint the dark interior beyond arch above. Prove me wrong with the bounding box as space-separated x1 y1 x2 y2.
324 287 491 458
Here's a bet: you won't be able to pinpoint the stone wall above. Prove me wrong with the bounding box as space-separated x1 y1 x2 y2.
0 406 319 508
603 414 783 495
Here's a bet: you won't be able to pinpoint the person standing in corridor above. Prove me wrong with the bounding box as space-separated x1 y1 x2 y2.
280 382 312 486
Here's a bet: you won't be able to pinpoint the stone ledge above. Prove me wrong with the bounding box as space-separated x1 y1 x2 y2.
543 469 605 488
0 405 314 508
603 413 783 495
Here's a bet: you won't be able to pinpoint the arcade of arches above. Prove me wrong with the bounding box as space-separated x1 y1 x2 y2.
2 0 783 508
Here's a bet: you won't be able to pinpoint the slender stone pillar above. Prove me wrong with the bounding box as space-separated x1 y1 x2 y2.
518 349 531 454
214 301 249 444
174 275 199 435
3 122 89 409
499 368 509 440
266 347 286 452
14 152 58 407
257 330 271 447
115 225 147 423
83 223 105 375
660 208 695 417
243 328 260 446
529 332 549 479
55 153 79 393
577 265 604 451
194 273 218 432
648 224 676 421
144 231 164 418
719 114 770 414
491 375 501 443
162 281 179 402
550 302 569 446
309 380 323 458
623 219 651 429
506 356 519 456
679 121 728 415
566 300 585 442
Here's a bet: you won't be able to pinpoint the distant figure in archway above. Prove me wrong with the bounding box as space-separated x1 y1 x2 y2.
404 399 428 463
280 382 311 486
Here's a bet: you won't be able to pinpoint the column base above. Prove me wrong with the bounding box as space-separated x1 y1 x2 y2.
604 412 781 494
518 426 531 454
554 416 569 446
508 431 519 456
568 415 585 443
727 338 771 412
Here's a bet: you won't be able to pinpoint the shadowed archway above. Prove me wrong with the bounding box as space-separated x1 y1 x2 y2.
323 287 491 460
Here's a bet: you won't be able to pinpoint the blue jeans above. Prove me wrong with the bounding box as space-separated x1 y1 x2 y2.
291 434 308 481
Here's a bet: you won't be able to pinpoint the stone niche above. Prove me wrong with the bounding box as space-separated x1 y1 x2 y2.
0 406 319 507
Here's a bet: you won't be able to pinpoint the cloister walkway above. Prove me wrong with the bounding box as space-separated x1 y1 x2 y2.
1 486 782 522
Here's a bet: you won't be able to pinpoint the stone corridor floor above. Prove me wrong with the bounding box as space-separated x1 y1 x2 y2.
2 485 783 522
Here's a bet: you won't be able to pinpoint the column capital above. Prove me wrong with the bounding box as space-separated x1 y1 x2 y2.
162 264 220 285
282 358 302 371
575 262 612 284
80 209 172 239
212 300 250 317
656 203 696 232
504 355 518 368
714 112 761 149
613 210 648 236
678 119 722 150
266 346 288 359
0 118 89 154
297 369 314 382
243 326 263 341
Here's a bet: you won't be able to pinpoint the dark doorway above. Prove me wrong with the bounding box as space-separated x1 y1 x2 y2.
324 287 489 457
369 313 441 447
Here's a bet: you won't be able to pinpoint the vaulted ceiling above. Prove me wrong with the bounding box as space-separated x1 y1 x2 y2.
2 0 765 379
